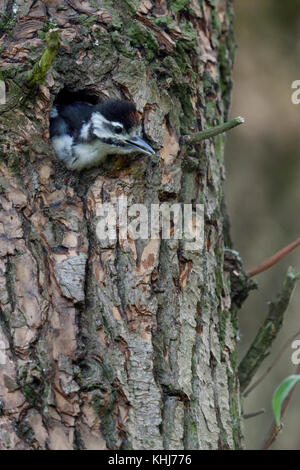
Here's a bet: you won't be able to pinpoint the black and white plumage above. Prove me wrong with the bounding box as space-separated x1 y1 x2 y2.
49 100 155 170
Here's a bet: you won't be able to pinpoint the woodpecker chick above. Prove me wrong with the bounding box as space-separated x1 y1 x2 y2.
49 100 155 170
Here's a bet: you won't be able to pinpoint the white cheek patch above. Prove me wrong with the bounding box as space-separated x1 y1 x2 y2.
80 122 91 140
51 135 73 163
91 112 112 139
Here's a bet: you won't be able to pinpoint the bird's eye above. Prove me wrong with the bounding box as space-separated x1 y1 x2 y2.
115 126 123 134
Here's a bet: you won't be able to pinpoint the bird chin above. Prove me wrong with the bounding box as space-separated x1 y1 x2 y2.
127 146 153 156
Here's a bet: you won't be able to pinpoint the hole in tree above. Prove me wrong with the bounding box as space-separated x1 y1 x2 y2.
53 87 103 106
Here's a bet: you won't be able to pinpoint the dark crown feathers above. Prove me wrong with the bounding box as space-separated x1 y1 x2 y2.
96 100 140 131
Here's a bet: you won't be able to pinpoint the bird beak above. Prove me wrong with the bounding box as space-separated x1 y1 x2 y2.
126 136 155 155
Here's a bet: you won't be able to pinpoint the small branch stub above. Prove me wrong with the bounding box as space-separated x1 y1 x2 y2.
182 116 245 145
25 30 60 87
0 30 60 114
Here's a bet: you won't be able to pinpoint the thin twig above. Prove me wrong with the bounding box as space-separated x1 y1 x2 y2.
262 363 300 450
238 267 300 393
243 328 300 397
182 116 245 145
243 409 265 420
248 236 300 277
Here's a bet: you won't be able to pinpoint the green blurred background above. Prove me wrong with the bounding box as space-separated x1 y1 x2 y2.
226 0 300 450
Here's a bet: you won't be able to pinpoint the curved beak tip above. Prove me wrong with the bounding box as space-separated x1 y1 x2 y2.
127 136 155 155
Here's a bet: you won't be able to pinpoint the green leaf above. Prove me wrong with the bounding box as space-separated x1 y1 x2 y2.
272 375 300 426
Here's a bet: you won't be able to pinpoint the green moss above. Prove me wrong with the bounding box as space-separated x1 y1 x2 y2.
0 13 17 36
170 82 194 131
87 0 100 8
173 42 197 91
102 0 134 25
72 14 98 26
183 407 199 449
111 31 135 58
25 30 60 87
153 15 176 29
178 20 198 45
228 365 243 448
207 0 218 6
202 71 218 96
21 384 38 405
168 0 190 15
126 22 158 60
43 18 58 31
205 101 217 122
124 0 140 13
211 8 222 48
56 4 68 11
216 14 236 119
37 29 46 40
153 52 196 132
103 7 123 30
218 43 231 93
214 242 228 350
218 308 229 347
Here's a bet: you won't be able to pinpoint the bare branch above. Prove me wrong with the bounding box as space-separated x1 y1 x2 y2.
243 409 265 420
238 267 300 393
247 236 300 277
243 327 300 397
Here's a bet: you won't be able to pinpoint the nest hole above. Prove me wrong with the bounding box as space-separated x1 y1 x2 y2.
53 87 103 106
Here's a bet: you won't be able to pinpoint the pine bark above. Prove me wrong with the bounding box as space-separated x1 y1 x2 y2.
0 0 241 450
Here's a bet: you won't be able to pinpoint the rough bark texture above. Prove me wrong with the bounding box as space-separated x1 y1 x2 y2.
0 0 241 450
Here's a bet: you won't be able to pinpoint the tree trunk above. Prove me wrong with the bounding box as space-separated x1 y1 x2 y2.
0 0 241 450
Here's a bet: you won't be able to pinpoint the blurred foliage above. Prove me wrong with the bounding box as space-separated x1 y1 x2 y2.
226 0 300 450
271 1 300 33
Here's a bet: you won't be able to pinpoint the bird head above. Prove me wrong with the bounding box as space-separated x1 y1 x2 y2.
89 100 155 156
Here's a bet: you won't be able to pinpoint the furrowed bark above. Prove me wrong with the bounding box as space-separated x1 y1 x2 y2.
0 0 242 450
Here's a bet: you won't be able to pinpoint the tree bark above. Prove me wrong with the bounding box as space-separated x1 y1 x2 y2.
0 0 241 450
